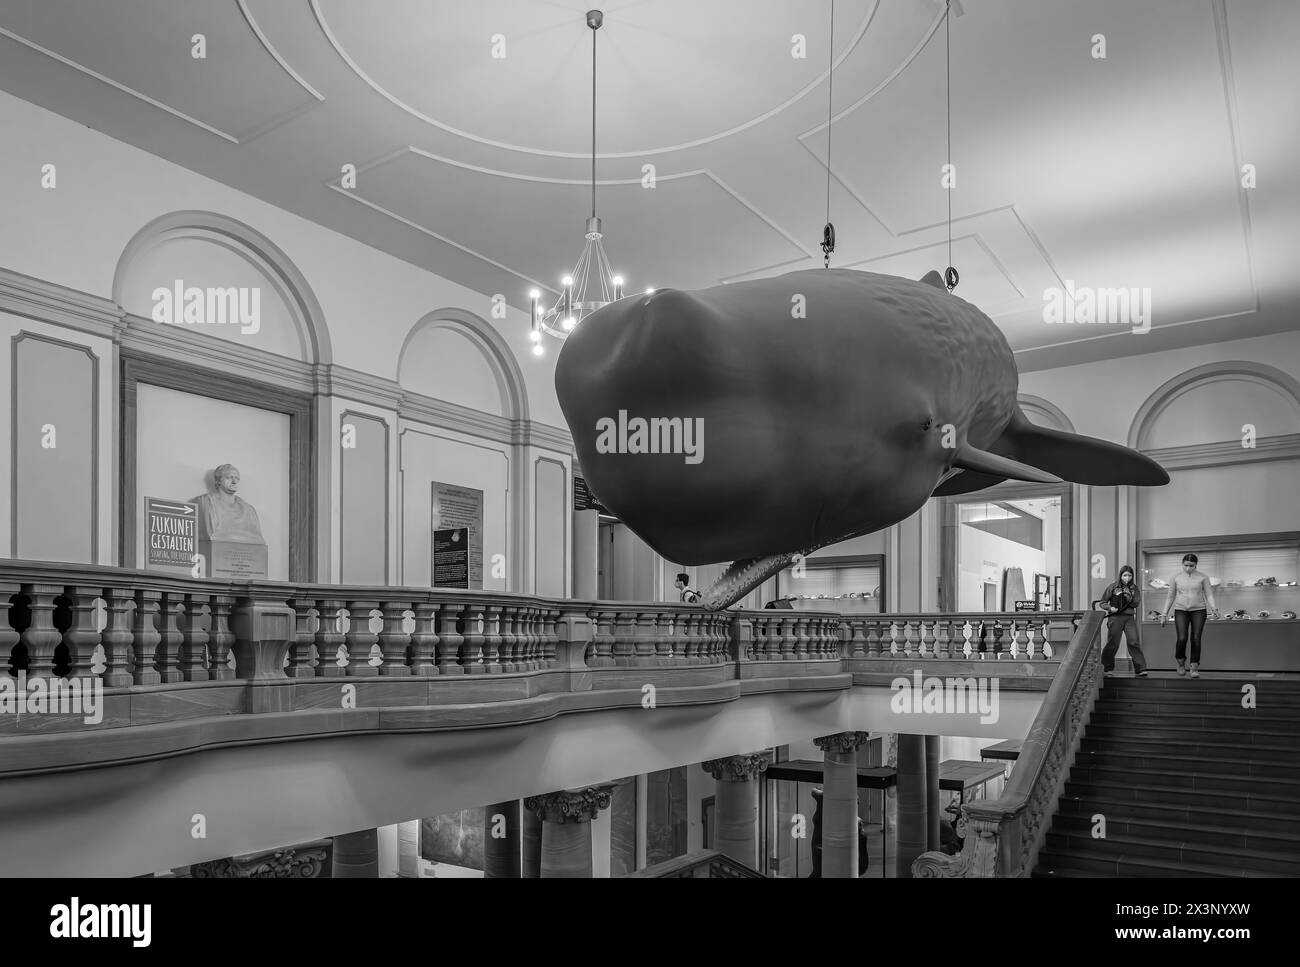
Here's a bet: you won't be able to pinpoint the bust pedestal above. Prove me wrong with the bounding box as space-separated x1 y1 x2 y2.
200 540 268 580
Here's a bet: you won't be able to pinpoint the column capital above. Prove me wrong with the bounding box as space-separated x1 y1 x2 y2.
814 731 870 754
525 786 614 824
702 752 771 782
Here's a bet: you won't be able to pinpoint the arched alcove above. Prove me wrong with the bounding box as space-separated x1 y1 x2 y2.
396 308 529 421
1129 361 1300 450
113 211 332 365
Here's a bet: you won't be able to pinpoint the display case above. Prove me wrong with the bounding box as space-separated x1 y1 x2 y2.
1136 532 1300 671
772 554 885 613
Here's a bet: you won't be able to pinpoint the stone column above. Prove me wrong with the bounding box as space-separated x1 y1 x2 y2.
397 821 420 878
524 787 614 878
895 734 927 878
332 828 379 878
925 735 941 851
521 802 542 878
483 800 521 878
701 753 770 869
814 731 869 878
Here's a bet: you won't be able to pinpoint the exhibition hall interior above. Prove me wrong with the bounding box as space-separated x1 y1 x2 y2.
0 0 1297 883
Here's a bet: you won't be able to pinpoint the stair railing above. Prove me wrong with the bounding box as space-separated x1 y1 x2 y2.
912 610 1105 877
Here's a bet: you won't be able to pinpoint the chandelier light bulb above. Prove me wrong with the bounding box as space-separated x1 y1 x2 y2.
529 289 541 300
531 343 545 356
645 287 656 295
563 317 576 330
562 275 574 287
529 329 541 342
612 275 624 286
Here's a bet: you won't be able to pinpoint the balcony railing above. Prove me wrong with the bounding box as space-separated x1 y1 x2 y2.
620 849 765 878
0 559 1084 777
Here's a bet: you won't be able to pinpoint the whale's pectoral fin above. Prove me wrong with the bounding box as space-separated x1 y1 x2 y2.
1001 409 1171 486
700 552 801 611
953 443 1062 484
919 270 946 290
932 469 1008 497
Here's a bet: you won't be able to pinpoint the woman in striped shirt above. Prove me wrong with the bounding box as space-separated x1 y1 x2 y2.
1159 553 1220 678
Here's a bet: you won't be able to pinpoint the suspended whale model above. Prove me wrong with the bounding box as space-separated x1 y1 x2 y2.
555 268 1169 610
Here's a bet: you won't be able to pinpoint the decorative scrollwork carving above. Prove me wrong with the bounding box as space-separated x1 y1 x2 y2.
525 786 615 824
702 753 771 782
813 731 870 754
191 845 327 878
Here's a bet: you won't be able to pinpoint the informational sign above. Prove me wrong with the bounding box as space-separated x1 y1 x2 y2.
145 497 198 573
433 527 469 589
573 474 610 514
431 482 482 589
1014 600 1038 612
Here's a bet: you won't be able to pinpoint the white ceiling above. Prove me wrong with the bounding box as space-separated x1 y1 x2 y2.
1 0 1296 370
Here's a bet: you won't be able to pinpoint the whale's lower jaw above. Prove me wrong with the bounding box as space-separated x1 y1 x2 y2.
699 553 801 611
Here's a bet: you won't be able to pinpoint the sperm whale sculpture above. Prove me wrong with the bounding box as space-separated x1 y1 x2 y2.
555 268 1168 610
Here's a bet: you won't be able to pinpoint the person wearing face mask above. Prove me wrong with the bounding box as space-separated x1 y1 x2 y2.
1159 553 1220 678
1097 565 1146 678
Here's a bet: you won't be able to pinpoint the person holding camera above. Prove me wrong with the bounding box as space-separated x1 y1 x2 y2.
1097 564 1146 678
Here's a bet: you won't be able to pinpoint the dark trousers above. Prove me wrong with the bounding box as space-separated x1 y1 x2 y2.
1174 609 1207 665
1102 614 1145 673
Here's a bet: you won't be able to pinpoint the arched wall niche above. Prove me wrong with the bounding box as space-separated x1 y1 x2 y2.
397 308 529 422
1129 361 1300 451
113 211 332 366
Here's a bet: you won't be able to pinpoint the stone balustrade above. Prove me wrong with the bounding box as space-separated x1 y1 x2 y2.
0 559 1085 777
911 610 1106 878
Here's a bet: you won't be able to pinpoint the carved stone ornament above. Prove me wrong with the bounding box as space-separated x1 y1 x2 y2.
525 786 614 824
702 752 771 782
912 815 1001 878
813 731 870 754
191 844 328 878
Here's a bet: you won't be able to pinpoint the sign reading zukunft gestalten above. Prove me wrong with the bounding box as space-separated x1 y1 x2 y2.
431 482 482 589
145 497 198 573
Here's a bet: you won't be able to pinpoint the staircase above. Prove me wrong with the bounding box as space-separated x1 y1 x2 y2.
1035 675 1300 877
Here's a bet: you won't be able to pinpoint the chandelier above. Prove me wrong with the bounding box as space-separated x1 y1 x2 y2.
530 10 639 356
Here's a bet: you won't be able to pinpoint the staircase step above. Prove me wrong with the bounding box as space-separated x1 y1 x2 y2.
1102 679 1300 698
1062 777 1294 813
1088 711 1300 734
1049 811 1300 855
1079 736 1300 762
1084 724 1300 749
1094 700 1300 720
1044 831 1296 875
1055 795 1299 834
1074 749 1300 780
1068 765 1299 797
1034 850 1260 878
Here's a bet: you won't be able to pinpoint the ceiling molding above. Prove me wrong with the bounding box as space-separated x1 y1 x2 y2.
308 0 883 160
0 24 239 142
237 0 324 102
316 364 403 410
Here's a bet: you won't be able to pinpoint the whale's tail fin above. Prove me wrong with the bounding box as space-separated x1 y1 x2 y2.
933 408 1170 496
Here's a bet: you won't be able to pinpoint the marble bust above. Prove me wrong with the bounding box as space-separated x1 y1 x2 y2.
193 464 265 545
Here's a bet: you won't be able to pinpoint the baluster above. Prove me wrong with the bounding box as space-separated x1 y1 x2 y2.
0 583 19 677
594 609 616 667
920 619 935 660
496 607 517 671
180 593 210 682
379 600 413 676
612 612 635 665
410 603 440 675
436 604 465 674
1034 620 1050 660
959 620 973 659
458 604 484 674
344 601 380 676
152 592 185 683
18 584 63 681
544 608 560 666
130 589 162 685
630 611 653 664
482 605 502 673
519 607 536 670
1014 620 1029 660
847 619 865 659
208 595 236 680
746 615 763 661
313 599 346 677
100 588 134 687
287 598 317 678
934 619 952 660
989 620 1005 659
61 585 103 680
863 619 880 658
655 613 673 661
773 615 791 660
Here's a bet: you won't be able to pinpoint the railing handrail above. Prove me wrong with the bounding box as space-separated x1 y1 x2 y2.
913 610 1105 878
